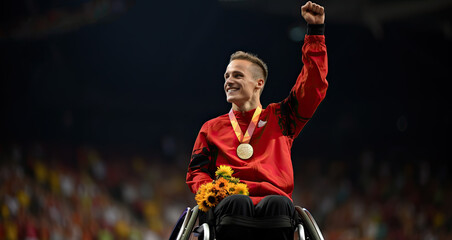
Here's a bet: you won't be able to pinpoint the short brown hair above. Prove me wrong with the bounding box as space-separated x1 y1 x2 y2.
230 51 268 82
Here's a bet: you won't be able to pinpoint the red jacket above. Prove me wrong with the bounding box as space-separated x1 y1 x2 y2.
186 35 328 205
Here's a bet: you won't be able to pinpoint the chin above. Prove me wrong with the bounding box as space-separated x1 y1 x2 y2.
226 95 234 103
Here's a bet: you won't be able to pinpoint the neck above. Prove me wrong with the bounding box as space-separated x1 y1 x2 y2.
232 100 261 112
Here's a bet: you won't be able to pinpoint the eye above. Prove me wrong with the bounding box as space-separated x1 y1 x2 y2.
234 73 243 78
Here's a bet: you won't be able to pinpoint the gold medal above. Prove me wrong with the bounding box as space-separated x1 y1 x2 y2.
236 143 254 160
229 106 262 160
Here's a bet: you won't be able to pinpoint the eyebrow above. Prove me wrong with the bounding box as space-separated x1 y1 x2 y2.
224 70 244 77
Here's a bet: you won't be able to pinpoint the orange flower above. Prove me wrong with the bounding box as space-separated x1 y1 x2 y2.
217 188 229 200
215 178 229 189
195 170 249 212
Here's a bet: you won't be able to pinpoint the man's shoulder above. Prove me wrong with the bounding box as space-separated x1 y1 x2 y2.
263 102 281 114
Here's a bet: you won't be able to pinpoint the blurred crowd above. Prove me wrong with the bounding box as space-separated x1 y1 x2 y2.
1 143 450 240
0 143 193 240
293 150 452 240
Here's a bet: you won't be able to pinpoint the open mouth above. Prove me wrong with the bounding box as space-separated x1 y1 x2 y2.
227 87 240 93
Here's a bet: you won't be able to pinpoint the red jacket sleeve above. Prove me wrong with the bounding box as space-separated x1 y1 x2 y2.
276 34 328 138
186 122 215 193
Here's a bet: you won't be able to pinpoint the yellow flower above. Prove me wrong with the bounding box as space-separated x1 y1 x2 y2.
196 182 222 212
197 184 208 194
209 184 221 195
205 192 218 208
215 178 229 189
195 184 208 204
228 177 240 184
216 181 229 200
198 200 210 212
215 165 234 178
195 192 204 204
217 189 228 200
196 184 207 197
234 183 249 195
204 182 215 193
194 172 249 212
195 188 210 212
227 182 237 194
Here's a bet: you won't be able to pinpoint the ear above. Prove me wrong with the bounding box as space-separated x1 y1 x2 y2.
255 78 265 90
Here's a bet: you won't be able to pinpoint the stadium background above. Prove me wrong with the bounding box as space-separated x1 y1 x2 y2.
1 0 451 239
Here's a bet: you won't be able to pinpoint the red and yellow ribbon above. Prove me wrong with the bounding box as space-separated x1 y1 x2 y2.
228 106 262 144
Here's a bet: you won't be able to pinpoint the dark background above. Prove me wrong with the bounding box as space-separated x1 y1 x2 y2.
1 0 450 162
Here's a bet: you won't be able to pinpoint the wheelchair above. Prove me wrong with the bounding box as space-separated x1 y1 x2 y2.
169 204 324 240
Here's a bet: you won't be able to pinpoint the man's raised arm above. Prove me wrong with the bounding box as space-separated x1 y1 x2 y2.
276 1 328 138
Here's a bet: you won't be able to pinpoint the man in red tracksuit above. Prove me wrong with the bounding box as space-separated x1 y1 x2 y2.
186 2 327 239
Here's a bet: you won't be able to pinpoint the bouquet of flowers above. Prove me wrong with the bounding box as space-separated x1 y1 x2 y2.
195 165 249 212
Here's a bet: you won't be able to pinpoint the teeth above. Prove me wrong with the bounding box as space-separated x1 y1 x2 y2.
228 88 238 93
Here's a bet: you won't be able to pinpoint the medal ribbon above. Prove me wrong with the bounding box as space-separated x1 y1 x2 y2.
228 106 262 144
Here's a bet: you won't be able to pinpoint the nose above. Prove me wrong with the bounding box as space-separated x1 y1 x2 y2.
224 77 233 88
224 82 229 91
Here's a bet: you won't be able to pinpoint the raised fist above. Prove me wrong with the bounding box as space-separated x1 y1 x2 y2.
301 1 325 25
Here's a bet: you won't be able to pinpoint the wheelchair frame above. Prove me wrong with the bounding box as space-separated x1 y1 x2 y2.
170 205 324 240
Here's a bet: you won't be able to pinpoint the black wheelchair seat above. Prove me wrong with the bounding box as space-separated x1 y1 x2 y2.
169 205 324 240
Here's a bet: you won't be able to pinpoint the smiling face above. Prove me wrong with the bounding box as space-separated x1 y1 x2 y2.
224 59 264 109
